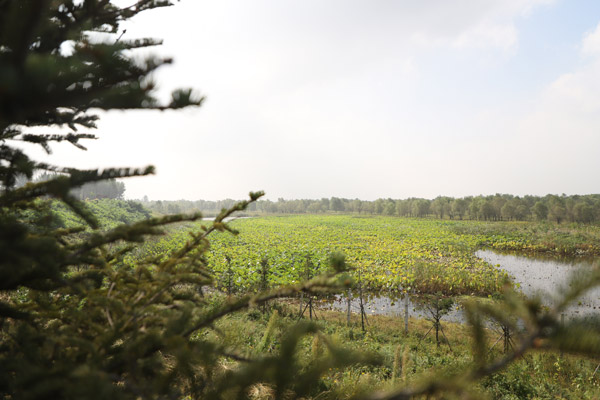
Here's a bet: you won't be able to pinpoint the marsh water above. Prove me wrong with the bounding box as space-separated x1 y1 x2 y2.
329 250 600 322
476 249 600 318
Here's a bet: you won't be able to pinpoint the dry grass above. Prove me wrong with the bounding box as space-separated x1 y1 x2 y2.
248 383 275 400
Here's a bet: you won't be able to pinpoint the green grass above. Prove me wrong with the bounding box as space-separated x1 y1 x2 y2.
207 299 600 399
50 198 152 230
50 208 600 398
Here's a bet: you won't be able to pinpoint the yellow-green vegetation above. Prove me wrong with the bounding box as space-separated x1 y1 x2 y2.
206 216 600 295
107 213 600 398
211 301 600 399
124 215 511 296
123 215 600 298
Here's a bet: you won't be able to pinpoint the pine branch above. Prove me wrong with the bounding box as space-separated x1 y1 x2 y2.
368 266 600 400
0 166 155 206
18 132 97 153
66 213 203 263
182 273 350 338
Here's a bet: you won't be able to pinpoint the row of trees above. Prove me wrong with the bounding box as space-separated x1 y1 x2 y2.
142 193 600 223
141 197 240 215
17 173 126 200
71 179 126 200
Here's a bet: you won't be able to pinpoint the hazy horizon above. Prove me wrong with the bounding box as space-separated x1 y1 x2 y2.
22 1 600 201
137 192 599 203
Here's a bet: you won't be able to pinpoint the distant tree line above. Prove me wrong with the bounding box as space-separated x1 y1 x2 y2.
70 179 126 200
18 174 126 200
141 198 241 216
141 193 600 224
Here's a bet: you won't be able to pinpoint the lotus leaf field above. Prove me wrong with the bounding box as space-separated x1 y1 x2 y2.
122 215 558 297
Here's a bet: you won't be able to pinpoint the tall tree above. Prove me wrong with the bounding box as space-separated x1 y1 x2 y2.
0 3 354 399
431 196 451 219
330 196 344 212
532 201 549 221
547 195 567 223
451 198 468 220
383 198 396 216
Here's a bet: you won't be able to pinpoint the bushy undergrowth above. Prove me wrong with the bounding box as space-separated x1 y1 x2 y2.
450 220 600 257
208 299 600 399
50 199 152 230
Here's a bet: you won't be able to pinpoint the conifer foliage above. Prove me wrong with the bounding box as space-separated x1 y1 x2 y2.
4 2 600 400
0 2 355 398
0 0 202 313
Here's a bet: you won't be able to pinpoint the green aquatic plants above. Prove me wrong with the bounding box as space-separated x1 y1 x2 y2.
169 215 513 297
122 216 531 321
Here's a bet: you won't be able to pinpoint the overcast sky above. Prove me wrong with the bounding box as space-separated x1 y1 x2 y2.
31 0 600 200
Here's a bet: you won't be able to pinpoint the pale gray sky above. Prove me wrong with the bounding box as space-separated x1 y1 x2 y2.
28 0 600 200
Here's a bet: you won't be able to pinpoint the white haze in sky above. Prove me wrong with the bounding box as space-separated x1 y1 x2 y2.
26 0 600 200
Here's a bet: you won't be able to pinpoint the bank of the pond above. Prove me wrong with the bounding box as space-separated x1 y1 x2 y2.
329 249 600 322
328 292 465 323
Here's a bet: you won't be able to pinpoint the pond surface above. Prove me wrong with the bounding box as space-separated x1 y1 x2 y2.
328 250 600 322
476 249 600 318
328 290 465 323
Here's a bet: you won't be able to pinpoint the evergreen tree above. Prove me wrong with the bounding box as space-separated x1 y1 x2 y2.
0 2 356 398
3 2 600 400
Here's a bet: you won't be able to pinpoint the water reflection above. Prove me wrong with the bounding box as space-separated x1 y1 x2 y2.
476 249 600 317
329 250 600 321
329 291 465 323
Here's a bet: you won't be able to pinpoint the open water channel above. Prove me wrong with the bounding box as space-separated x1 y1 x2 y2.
329 250 600 323
476 250 600 318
